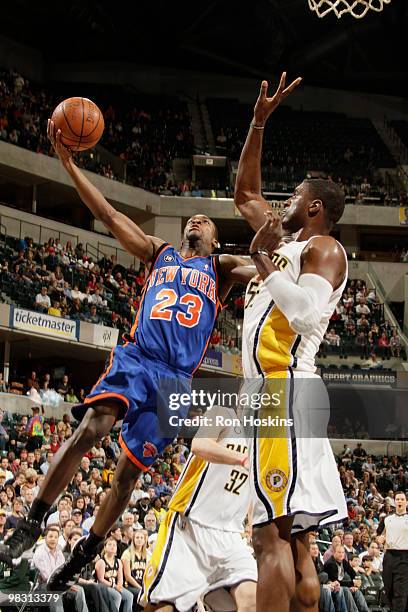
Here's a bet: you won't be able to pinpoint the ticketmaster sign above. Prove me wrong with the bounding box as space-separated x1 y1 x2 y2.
11 307 79 341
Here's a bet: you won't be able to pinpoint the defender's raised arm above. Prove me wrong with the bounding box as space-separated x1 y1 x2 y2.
234 73 302 231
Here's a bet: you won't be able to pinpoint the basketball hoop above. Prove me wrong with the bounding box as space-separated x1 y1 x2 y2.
308 0 391 18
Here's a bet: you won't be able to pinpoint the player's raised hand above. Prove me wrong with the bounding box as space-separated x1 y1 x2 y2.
250 210 283 255
47 119 73 168
253 72 302 126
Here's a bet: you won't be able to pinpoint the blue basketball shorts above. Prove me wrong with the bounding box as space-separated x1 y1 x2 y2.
71 342 192 471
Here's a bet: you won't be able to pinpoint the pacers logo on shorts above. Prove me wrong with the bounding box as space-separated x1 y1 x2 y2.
266 469 288 492
146 564 156 579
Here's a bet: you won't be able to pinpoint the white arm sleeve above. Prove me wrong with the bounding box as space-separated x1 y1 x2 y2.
263 272 333 335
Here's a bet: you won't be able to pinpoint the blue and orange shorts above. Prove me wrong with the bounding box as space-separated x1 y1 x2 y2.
72 343 191 471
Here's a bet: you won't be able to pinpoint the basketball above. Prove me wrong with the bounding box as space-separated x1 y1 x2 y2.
51 97 104 151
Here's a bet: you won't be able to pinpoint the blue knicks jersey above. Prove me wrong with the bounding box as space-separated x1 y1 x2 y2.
130 244 220 375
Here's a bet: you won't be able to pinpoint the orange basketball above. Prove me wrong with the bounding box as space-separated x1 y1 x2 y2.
51 97 104 151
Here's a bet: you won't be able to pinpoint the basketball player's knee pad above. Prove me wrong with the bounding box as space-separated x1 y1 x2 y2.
264 272 333 335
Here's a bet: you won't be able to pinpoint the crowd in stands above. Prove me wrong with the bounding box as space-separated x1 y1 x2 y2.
0 68 405 204
0 69 193 195
0 233 247 359
209 98 400 203
0 234 146 339
2 235 406 367
0 398 405 611
310 442 408 611
318 279 405 365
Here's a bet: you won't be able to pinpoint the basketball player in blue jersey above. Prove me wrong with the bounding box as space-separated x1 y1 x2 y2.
0 120 254 586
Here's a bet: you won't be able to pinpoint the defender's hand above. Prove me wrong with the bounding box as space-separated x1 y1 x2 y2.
250 211 283 255
253 72 302 127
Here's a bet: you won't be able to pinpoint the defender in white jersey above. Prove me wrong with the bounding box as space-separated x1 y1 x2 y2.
140 406 257 612
235 73 348 612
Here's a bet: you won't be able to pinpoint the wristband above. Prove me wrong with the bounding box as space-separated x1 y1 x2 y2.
250 122 265 130
249 249 269 258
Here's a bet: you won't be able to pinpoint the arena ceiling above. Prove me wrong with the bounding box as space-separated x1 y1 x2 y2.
2 0 407 96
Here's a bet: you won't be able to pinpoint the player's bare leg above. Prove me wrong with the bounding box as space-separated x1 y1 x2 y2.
144 604 174 612
290 532 320 612
231 580 257 611
252 517 295 612
0 402 119 561
39 403 118 504
48 450 142 591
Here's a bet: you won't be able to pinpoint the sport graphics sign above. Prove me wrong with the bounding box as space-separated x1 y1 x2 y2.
11 307 79 341
321 367 396 387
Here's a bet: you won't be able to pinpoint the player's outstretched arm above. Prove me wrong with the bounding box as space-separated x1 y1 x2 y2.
191 406 249 469
192 437 248 469
234 73 302 231
218 255 256 303
47 120 163 264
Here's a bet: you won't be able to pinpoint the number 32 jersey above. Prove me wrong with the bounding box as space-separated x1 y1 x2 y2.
169 408 251 533
130 244 221 376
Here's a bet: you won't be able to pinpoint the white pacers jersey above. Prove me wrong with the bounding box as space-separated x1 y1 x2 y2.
243 237 347 376
169 410 250 532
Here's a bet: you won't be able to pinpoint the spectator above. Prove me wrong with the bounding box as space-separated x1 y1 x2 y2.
121 529 148 602
209 328 221 350
94 536 133 612
390 330 401 357
309 540 347 612
144 512 157 536
360 555 383 597
82 504 99 534
33 525 89 612
58 518 76 549
46 496 72 527
151 497 167 525
343 532 357 559
48 300 62 317
378 332 391 359
35 287 51 312
109 523 127 558
325 328 340 354
324 545 369 612
102 435 121 462
57 374 70 398
129 479 149 507
0 411 10 453
356 298 370 317
356 332 369 360
5 497 25 531
152 473 172 498
323 535 342 563
66 387 79 403
90 440 106 466
357 314 370 332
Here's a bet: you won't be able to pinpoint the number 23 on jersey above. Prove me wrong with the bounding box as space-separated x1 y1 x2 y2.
150 288 203 328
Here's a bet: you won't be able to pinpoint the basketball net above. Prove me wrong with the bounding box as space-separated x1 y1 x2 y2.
308 0 391 18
